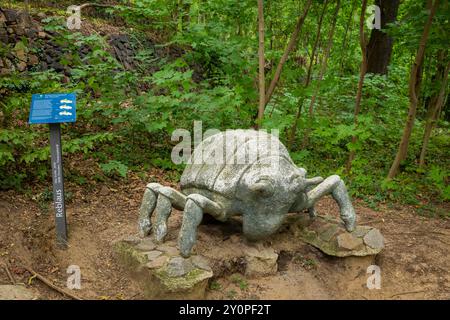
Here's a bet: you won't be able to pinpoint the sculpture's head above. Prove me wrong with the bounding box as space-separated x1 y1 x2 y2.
237 158 307 240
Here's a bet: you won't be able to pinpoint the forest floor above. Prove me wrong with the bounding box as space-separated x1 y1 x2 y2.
0 167 449 300
1 5 448 301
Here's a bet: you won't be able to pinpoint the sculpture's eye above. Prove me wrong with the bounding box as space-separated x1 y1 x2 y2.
289 174 301 184
249 178 274 197
288 174 307 192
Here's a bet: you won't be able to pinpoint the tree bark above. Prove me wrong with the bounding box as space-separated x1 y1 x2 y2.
441 92 449 121
301 0 340 147
308 0 340 113
256 0 266 128
264 0 312 106
419 54 449 167
305 0 328 87
366 0 400 75
339 0 356 75
287 0 328 148
387 0 439 179
346 0 368 173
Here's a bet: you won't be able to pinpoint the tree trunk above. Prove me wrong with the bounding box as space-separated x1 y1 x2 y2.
309 0 340 114
441 92 449 121
419 55 449 167
264 0 312 106
366 0 400 75
339 0 356 75
387 0 439 179
256 0 266 129
346 0 368 173
305 0 328 87
301 0 341 148
287 0 328 148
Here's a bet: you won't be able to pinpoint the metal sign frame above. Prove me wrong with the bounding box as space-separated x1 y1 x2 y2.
29 93 77 249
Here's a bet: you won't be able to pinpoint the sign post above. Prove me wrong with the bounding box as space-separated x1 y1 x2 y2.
29 93 76 249
49 123 68 248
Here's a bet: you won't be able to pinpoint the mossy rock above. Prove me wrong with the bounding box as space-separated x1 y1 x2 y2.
113 237 213 299
293 215 384 257
147 268 212 299
113 240 148 272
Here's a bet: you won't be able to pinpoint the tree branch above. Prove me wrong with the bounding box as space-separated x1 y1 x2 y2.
22 265 83 300
264 0 312 107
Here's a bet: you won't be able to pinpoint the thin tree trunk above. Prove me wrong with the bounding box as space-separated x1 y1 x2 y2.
264 0 312 106
302 0 341 148
269 0 273 52
339 0 356 75
287 100 303 149
308 0 340 114
387 0 439 179
346 0 369 173
256 0 266 128
438 92 448 121
287 1 328 148
176 0 183 32
305 0 328 87
419 58 449 167
366 0 400 75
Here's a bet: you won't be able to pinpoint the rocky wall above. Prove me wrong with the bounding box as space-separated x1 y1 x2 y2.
0 8 138 76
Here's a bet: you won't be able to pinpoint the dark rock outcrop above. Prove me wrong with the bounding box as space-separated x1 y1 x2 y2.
0 8 141 76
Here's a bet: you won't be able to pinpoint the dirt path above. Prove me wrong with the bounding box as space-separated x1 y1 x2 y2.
0 173 448 300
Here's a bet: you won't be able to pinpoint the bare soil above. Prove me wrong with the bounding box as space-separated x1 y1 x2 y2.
0 170 449 300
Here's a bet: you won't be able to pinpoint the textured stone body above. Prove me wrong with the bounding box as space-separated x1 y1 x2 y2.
180 129 294 198
139 129 357 257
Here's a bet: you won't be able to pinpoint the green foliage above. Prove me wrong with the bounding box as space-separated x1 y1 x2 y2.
113 0 178 32
427 166 450 201
226 289 237 299
209 281 222 291
1 0 448 212
100 160 129 178
230 274 248 291
293 254 318 270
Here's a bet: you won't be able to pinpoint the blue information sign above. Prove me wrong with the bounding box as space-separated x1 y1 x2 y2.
29 93 76 124
29 92 77 249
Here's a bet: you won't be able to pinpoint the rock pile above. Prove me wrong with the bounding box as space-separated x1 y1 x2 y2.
114 236 213 299
0 8 140 76
291 214 385 257
115 214 385 299
244 247 278 278
0 8 42 74
109 34 136 70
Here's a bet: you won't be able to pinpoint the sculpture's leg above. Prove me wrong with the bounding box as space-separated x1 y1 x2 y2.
153 187 186 243
289 175 323 217
138 183 186 239
178 194 224 257
138 184 158 237
307 207 317 218
153 195 173 243
306 183 319 218
306 175 356 231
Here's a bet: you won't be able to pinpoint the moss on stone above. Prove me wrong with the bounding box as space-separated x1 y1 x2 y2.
113 241 148 271
114 238 213 299
154 267 212 291
293 215 383 257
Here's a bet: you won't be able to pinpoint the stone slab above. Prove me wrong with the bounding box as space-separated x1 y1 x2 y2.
244 247 278 277
113 237 213 299
292 214 384 257
0 285 39 300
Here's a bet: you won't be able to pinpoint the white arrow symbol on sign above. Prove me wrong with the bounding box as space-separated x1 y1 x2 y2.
59 111 72 116
60 99 73 104
59 105 73 110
